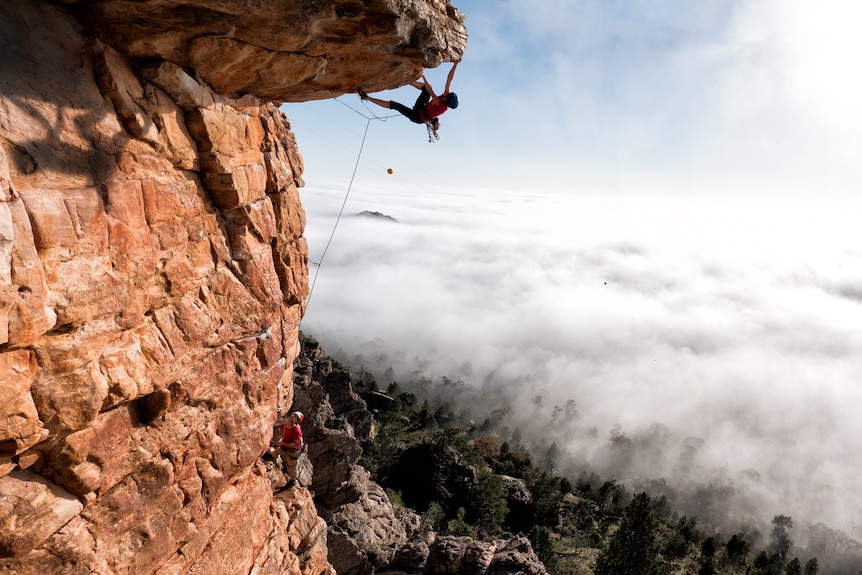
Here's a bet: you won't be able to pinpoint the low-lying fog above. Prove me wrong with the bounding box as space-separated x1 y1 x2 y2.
298 182 862 542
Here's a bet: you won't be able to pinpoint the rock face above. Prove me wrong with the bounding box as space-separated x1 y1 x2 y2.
290 336 549 575
290 337 419 575
0 1 465 574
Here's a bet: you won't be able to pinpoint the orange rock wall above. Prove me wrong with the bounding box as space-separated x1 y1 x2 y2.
0 2 322 573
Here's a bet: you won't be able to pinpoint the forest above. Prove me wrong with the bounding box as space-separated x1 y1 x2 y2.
313 338 861 575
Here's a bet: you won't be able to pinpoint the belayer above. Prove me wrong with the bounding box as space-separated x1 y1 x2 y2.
358 60 460 140
271 411 305 488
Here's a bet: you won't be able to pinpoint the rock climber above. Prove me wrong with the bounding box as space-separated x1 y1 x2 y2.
271 411 304 488
358 60 460 137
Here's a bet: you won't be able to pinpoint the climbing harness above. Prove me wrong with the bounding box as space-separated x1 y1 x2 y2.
425 120 440 143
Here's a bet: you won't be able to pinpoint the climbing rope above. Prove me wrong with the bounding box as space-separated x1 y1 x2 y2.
297 92 439 331
299 94 392 331
281 92 455 415
335 96 399 122
300 115 370 330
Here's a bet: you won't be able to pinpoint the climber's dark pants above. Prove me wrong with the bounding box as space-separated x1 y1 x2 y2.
389 86 431 124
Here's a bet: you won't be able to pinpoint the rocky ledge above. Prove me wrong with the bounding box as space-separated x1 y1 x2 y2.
287 335 549 575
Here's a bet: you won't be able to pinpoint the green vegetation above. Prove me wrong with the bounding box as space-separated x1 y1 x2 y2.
322 349 830 575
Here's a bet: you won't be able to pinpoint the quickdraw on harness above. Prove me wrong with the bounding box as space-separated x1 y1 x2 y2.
425 120 440 143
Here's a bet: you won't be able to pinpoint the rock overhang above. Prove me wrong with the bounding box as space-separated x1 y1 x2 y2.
53 0 468 102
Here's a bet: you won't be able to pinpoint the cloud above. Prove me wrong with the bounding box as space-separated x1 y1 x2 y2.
300 183 862 534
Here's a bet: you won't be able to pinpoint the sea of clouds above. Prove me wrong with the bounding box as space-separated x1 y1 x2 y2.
298 182 862 539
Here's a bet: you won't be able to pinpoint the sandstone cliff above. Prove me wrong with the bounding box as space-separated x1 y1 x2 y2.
0 1 466 574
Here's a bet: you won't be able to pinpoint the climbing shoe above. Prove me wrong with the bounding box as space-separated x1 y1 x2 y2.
357 87 369 100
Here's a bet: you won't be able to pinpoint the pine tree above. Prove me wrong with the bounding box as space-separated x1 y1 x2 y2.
529 525 559 573
594 492 660 575
725 533 750 564
469 470 508 537
785 557 802 575
771 515 794 562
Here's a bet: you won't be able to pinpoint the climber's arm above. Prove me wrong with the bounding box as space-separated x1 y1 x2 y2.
444 59 460 93
421 73 437 99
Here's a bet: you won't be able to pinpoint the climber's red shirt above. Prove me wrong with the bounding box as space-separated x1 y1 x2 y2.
276 423 302 448
423 96 450 121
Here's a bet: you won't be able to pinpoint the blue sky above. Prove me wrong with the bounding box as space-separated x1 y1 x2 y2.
284 0 861 196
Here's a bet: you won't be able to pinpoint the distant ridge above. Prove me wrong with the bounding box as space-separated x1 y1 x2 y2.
357 210 398 223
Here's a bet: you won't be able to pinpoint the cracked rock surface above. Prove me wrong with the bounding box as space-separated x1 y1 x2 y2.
0 1 464 573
